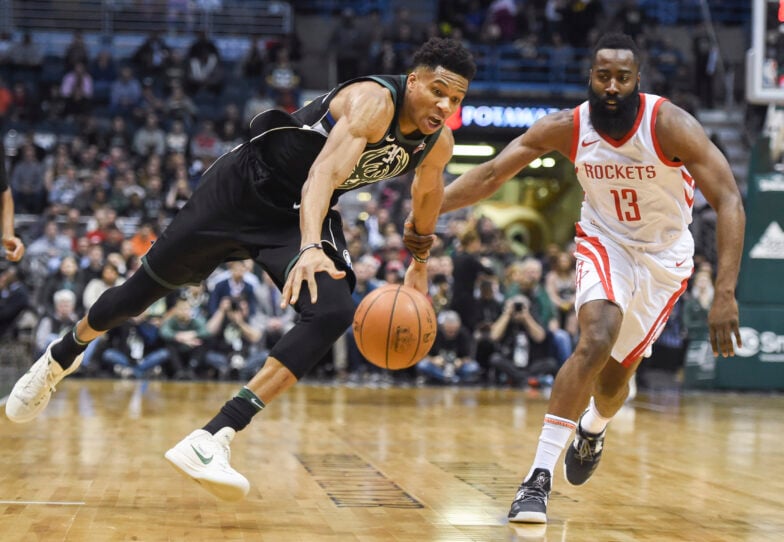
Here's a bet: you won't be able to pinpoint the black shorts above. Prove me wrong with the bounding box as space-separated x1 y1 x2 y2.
141 143 355 291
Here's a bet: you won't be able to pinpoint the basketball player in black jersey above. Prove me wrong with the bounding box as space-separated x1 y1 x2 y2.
1 140 25 262
6 37 475 501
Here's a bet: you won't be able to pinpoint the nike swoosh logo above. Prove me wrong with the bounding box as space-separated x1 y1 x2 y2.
292 202 301 210
675 258 687 267
191 445 214 464
581 139 600 147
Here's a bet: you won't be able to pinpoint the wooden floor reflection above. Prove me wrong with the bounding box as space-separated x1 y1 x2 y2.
1 379 783 541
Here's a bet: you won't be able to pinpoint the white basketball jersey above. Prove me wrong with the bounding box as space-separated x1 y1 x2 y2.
571 93 695 251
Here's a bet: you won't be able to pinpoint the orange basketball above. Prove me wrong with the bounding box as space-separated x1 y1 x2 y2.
353 284 437 370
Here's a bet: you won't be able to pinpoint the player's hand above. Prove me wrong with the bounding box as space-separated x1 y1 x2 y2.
281 248 346 308
2 236 25 262
403 218 435 257
708 293 741 357
404 261 428 296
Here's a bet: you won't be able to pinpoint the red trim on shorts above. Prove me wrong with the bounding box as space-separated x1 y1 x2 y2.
620 275 691 367
575 224 615 302
682 170 695 208
597 94 647 148
651 97 684 167
570 106 581 163
544 415 577 430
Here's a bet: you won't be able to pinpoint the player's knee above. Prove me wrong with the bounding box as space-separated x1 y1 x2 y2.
307 294 355 339
574 328 616 364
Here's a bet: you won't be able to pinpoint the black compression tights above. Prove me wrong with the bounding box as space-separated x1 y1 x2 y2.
268 273 355 380
87 267 174 332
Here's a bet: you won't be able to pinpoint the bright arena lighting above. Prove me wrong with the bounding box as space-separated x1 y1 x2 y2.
452 144 496 157
529 158 542 169
542 157 556 168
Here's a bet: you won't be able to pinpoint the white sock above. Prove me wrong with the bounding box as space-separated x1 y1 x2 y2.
525 414 576 482
580 396 611 435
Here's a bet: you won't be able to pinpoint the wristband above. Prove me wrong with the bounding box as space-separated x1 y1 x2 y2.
299 242 323 256
411 253 429 264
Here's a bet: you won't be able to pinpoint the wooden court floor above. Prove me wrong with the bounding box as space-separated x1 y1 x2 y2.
1 378 782 542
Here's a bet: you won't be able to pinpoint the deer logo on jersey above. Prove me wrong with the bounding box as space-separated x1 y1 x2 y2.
339 135 410 189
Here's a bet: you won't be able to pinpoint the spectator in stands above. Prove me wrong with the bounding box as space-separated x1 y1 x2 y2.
26 218 72 273
132 112 166 158
132 31 171 79
185 30 224 96
208 260 257 317
189 119 222 163
205 293 263 380
417 310 480 385
36 254 82 314
129 221 157 259
329 8 364 83
0 77 14 122
10 144 47 214
135 78 167 123
48 164 83 214
110 66 143 119
165 171 193 216
10 32 43 73
545 250 577 338
64 30 89 71
164 119 190 155
159 294 211 379
488 295 559 387
34 289 80 357
240 36 267 89
450 228 494 332
82 260 125 310
105 116 133 150
165 82 198 129
243 83 275 126
264 46 301 107
682 268 714 342
90 50 118 105
0 32 13 66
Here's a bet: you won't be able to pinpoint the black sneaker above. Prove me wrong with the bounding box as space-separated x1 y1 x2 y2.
563 413 606 486
507 468 551 523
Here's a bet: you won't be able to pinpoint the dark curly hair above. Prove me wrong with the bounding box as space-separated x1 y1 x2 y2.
592 32 641 67
410 37 477 81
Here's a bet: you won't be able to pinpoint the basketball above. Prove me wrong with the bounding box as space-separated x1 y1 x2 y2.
353 284 437 370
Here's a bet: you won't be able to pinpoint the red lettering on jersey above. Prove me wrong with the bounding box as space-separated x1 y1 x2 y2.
584 164 593 178
646 165 656 179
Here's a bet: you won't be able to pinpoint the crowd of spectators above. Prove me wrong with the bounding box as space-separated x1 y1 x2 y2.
0 2 723 389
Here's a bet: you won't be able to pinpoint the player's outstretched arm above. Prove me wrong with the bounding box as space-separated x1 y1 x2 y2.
440 109 573 215
656 101 745 357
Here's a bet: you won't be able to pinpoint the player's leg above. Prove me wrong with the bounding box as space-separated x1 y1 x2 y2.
165 272 355 500
562 355 642 487
5 268 173 423
508 299 622 523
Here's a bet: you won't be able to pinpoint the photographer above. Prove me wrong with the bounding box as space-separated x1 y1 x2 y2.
488 295 559 387
205 294 263 380
416 310 480 385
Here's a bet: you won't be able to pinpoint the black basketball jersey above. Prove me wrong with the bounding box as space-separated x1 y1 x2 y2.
248 75 442 208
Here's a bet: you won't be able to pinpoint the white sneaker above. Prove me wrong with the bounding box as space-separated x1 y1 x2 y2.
164 427 250 501
5 342 84 423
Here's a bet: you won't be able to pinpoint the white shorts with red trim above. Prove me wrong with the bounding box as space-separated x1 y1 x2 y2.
573 221 693 366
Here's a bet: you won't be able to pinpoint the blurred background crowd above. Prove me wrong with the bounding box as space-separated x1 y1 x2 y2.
0 0 755 390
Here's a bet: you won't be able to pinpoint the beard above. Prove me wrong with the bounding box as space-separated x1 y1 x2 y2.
588 85 640 139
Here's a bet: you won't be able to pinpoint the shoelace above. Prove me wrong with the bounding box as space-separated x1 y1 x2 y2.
575 433 601 462
22 361 58 400
515 479 548 503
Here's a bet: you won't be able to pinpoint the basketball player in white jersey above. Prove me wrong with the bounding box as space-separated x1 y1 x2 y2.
410 32 745 523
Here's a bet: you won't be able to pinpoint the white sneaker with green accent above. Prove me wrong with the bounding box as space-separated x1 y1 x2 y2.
5 342 83 423
164 427 250 501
